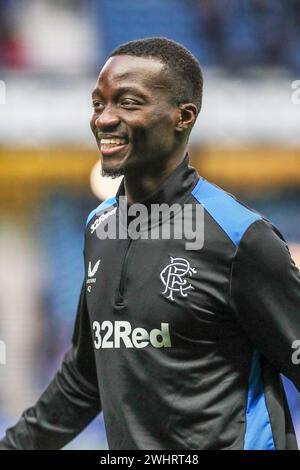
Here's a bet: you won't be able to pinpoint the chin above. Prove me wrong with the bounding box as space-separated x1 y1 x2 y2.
101 160 125 178
101 151 134 177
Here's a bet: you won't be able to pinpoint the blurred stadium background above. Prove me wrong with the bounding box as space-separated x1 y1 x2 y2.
0 0 300 449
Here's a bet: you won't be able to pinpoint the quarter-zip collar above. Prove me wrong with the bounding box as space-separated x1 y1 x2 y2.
115 154 199 208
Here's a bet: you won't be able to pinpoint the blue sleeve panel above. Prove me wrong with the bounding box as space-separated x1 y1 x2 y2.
86 196 117 226
192 178 261 247
244 351 275 450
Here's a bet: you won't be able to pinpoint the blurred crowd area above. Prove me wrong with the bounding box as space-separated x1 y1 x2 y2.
0 0 300 74
0 0 300 450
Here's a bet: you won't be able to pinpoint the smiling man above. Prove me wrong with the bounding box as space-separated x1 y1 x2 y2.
1 37 300 451
91 45 199 204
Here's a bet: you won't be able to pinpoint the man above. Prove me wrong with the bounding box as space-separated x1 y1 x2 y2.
1 37 300 450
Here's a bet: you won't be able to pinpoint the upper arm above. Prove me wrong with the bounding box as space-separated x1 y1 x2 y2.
230 219 300 390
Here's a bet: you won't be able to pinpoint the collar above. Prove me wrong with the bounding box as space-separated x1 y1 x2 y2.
115 154 199 207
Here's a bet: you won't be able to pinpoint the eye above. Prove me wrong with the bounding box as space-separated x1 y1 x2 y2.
92 101 105 111
120 98 140 108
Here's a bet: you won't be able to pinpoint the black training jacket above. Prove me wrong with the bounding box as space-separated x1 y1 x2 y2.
1 155 300 450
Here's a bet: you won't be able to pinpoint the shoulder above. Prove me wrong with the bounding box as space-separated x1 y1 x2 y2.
236 217 291 272
192 178 263 247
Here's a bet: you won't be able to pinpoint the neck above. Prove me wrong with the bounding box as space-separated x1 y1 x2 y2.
124 149 187 204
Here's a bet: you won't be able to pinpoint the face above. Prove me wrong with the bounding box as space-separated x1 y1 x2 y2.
90 55 182 178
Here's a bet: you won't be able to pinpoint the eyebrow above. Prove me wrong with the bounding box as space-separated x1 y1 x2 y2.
91 86 148 100
91 89 101 98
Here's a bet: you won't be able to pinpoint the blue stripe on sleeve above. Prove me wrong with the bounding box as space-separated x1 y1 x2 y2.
244 350 275 450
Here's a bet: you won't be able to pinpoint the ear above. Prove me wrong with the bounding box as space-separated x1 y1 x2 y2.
175 103 198 132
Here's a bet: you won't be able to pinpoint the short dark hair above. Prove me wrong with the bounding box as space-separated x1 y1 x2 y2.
109 37 203 115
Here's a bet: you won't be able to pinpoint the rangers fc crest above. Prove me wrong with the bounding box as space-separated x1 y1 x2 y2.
160 257 197 301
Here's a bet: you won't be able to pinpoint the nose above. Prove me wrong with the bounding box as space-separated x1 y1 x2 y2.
94 105 120 130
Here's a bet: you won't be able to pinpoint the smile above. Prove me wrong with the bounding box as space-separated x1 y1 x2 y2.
100 137 129 156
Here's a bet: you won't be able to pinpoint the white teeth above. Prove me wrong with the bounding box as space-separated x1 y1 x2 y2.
100 138 127 145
